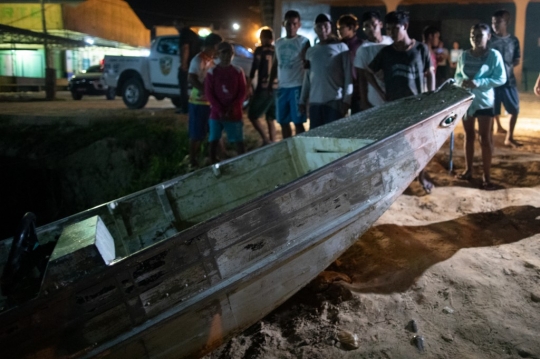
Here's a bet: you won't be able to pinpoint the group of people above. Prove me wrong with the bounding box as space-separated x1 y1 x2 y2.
176 8 524 192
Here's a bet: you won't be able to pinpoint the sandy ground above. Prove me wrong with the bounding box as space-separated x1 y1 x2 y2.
205 93 540 359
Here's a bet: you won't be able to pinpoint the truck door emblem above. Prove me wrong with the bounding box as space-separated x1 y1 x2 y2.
160 57 173 75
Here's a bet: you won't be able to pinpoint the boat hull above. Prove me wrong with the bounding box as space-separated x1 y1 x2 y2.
0 86 473 358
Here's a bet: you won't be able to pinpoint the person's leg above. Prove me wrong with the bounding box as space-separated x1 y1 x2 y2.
276 88 292 139
282 124 293 138
224 121 245 156
493 88 506 134
189 140 201 167
459 116 476 177
266 96 277 142
494 115 506 134
503 87 521 147
250 117 270 143
248 92 271 144
208 119 223 164
266 118 277 142
308 104 323 130
290 86 306 136
236 142 245 155
209 141 219 164
477 115 494 187
188 103 206 166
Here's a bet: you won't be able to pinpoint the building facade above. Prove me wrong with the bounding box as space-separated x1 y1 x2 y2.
0 0 150 80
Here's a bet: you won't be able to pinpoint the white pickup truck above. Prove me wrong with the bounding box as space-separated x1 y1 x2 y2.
102 35 254 109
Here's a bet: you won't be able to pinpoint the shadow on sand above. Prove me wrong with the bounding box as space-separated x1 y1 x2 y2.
327 205 540 294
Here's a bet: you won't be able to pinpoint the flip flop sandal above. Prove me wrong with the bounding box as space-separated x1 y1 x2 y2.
481 182 497 191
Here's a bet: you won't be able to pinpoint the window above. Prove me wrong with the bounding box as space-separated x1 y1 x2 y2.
157 38 179 55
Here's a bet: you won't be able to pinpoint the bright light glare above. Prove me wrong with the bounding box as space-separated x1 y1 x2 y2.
198 28 211 37
141 49 151 57
232 23 240 30
84 37 95 45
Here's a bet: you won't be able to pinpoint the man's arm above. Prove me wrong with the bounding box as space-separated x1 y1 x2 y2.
513 36 521 67
299 62 310 114
267 56 278 93
249 48 260 82
181 44 190 71
368 51 386 102
300 40 311 65
233 69 247 106
204 72 218 113
357 69 371 109
341 50 352 115
426 67 436 92
423 44 436 92
189 73 204 92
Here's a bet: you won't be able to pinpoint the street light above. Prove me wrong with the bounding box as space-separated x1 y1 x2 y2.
232 23 240 31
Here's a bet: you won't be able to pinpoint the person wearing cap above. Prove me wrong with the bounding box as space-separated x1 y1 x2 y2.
337 14 363 114
268 10 311 139
299 13 352 129
205 41 247 164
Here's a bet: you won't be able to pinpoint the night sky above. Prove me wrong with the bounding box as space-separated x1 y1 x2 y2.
126 0 261 28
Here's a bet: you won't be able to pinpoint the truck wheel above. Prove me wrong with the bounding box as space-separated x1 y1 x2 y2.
105 87 116 100
171 97 182 108
122 78 149 109
71 91 83 100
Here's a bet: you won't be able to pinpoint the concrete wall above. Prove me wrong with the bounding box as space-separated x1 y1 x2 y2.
0 3 63 30
62 0 150 48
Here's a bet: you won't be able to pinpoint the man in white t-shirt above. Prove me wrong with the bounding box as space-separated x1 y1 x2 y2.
354 11 393 110
269 10 311 138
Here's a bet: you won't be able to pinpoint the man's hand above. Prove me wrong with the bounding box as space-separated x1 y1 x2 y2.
341 102 350 116
462 79 477 89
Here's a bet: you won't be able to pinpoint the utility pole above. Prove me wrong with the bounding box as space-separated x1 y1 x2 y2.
41 0 55 100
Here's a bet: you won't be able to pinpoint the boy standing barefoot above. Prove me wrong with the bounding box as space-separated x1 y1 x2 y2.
491 9 521 147
269 10 310 138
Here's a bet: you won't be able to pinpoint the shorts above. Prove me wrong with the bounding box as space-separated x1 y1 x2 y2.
248 90 276 120
494 86 519 115
209 119 244 143
188 103 210 141
276 86 307 125
309 102 344 129
473 108 495 117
